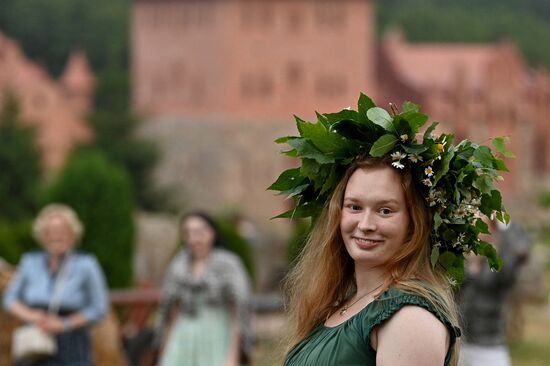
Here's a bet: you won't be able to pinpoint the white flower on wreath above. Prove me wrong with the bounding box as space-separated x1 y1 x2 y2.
400 134 409 142
390 151 407 161
425 166 434 177
408 154 423 163
422 178 433 187
392 161 405 169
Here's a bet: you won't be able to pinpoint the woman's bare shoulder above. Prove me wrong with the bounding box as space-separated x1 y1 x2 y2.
375 305 449 366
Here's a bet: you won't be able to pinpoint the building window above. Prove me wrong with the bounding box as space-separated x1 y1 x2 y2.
286 62 303 88
151 74 167 97
241 73 274 98
171 63 186 88
241 2 274 30
190 77 206 105
316 74 347 97
159 2 216 29
197 2 216 27
315 2 347 30
32 93 48 109
287 7 303 33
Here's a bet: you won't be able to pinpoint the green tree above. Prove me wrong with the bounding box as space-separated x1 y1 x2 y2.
0 221 35 264
0 94 42 220
0 0 129 76
287 219 312 266
216 215 256 285
85 108 173 212
43 150 135 288
378 0 550 68
0 94 42 263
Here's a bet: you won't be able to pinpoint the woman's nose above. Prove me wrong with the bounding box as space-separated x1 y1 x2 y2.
357 211 376 232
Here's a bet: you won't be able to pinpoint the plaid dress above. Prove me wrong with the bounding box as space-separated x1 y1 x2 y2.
156 248 252 366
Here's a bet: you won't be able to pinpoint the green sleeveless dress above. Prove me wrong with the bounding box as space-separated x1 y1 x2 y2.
283 287 461 366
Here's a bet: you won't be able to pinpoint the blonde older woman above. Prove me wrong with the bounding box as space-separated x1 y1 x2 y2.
3 204 108 366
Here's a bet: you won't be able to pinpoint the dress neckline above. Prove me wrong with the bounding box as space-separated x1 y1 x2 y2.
322 289 388 329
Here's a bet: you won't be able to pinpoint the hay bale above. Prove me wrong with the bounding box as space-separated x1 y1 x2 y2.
91 311 129 366
0 261 15 366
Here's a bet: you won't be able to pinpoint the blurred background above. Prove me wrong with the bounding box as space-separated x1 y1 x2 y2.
1 0 550 365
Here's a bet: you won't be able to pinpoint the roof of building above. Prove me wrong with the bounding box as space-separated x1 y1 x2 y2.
0 32 92 171
381 29 525 93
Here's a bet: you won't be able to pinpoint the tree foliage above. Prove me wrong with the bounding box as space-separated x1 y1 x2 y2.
2 0 550 77
0 94 42 221
84 107 171 212
216 215 256 285
0 94 42 263
0 0 129 76
43 150 135 288
378 0 550 68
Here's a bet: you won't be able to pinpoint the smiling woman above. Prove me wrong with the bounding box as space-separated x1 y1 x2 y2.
282 156 459 366
2 203 109 366
340 164 410 267
270 93 511 366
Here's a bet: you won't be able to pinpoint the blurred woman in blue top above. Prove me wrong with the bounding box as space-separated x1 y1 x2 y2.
3 203 109 366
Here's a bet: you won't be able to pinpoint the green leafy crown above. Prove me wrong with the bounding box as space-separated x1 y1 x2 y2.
269 93 514 284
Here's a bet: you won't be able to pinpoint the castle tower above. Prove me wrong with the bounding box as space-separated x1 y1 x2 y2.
60 51 96 116
0 33 92 172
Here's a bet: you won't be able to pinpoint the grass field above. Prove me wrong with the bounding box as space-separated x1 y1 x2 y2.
509 251 550 366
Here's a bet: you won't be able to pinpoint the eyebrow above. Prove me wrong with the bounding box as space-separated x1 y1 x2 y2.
343 197 401 205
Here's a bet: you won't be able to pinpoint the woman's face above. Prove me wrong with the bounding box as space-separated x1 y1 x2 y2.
340 166 410 268
182 216 216 260
40 214 77 256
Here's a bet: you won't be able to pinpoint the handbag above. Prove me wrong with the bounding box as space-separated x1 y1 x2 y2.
11 324 57 361
11 255 71 361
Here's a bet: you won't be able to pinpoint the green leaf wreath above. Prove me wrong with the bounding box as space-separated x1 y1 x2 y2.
269 93 513 284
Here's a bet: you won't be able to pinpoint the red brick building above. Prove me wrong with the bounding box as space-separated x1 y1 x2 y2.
0 32 93 172
132 0 376 122
378 29 550 202
130 0 550 223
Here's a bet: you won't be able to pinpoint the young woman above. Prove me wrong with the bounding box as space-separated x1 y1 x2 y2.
156 211 252 366
282 157 460 365
271 94 509 366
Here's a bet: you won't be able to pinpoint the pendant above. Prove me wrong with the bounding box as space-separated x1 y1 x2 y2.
339 307 348 316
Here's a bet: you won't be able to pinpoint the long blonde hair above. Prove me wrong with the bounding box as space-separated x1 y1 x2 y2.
282 157 460 364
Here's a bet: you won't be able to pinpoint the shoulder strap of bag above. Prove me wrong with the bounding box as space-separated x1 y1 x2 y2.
47 253 72 315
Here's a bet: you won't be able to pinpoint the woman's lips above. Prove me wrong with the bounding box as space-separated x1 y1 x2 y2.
353 237 383 249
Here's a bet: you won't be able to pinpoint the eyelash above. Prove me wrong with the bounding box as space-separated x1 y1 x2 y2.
344 203 363 212
345 204 393 215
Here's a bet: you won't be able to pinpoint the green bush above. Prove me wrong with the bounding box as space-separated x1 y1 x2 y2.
216 217 256 286
537 190 550 208
0 220 36 264
0 93 42 221
287 219 312 266
43 150 135 288
0 94 43 264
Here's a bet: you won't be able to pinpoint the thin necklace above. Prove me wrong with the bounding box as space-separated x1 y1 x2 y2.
339 283 383 316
